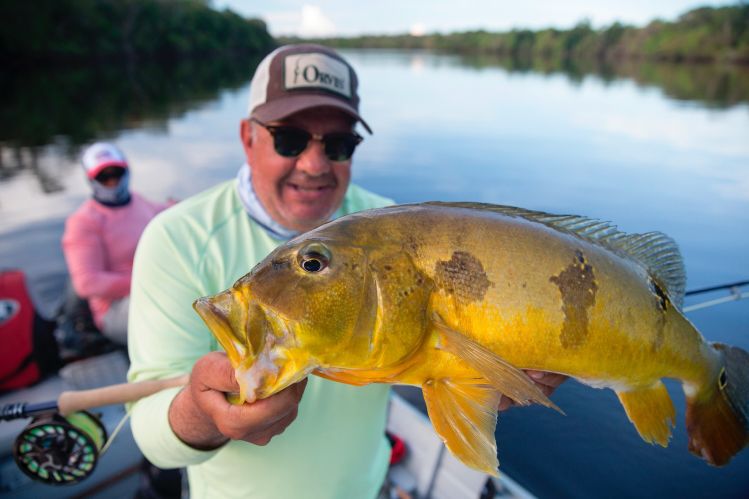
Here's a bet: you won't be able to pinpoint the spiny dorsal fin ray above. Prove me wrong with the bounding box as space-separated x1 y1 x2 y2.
422 201 686 308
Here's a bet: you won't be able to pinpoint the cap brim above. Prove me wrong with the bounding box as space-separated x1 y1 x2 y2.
86 161 127 179
251 94 373 134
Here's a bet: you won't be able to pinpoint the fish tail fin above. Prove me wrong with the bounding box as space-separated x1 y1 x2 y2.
685 343 749 466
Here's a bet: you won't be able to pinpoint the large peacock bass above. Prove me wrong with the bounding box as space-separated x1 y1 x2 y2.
193 202 749 475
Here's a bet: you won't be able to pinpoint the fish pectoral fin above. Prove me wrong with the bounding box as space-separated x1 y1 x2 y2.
432 314 563 413
422 377 501 476
616 381 676 447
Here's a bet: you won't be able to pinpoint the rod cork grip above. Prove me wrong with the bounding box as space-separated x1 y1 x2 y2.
57 374 189 415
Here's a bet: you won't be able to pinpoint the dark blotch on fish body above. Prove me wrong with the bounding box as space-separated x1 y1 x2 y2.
550 250 598 349
434 251 493 303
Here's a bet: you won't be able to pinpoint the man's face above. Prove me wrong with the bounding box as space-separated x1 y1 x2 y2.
241 108 355 232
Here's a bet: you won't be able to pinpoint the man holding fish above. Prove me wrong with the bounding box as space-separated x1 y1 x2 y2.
127 44 565 498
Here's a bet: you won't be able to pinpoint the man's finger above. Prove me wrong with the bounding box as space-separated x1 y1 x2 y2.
192 351 240 393
230 381 305 422
292 378 308 402
212 383 304 442
244 407 299 445
497 394 515 412
527 371 567 388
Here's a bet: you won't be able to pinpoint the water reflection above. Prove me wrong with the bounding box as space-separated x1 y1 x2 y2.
423 51 749 109
0 54 262 192
365 51 749 109
2 51 748 195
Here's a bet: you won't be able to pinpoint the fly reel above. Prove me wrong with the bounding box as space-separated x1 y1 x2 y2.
1 373 187 485
13 410 107 485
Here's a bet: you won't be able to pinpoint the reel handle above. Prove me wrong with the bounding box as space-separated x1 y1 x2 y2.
57 374 189 415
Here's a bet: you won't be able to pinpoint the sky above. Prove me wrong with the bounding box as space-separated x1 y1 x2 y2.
214 0 735 38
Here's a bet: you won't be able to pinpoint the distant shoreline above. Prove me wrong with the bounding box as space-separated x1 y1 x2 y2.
282 5 749 66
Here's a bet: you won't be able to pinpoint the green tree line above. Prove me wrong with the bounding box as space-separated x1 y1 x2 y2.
0 0 275 62
290 5 749 65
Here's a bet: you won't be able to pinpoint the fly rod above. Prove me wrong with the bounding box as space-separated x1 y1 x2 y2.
683 280 749 313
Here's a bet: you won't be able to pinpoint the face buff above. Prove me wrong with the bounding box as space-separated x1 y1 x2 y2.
90 169 131 207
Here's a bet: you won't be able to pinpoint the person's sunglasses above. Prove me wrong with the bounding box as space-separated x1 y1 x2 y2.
252 119 363 162
95 168 125 183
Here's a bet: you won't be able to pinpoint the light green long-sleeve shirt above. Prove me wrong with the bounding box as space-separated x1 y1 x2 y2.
127 179 394 499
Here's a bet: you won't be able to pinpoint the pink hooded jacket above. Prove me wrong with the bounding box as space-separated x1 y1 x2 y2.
62 193 169 330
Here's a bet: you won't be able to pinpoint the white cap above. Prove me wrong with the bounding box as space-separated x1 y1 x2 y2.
81 142 128 179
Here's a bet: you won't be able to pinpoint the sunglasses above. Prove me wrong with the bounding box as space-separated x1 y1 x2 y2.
95 168 125 183
252 119 363 162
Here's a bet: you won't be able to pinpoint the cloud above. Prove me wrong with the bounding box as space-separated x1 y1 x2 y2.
409 22 426 36
263 11 301 36
299 5 336 38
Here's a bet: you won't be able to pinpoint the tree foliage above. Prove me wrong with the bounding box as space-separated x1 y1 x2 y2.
0 0 276 62
291 5 749 65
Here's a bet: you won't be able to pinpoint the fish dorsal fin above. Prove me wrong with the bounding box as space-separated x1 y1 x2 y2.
423 202 686 308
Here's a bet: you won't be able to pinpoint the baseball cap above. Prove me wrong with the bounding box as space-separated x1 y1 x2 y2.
81 142 128 179
248 44 372 134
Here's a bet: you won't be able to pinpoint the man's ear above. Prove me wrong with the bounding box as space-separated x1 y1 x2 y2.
240 119 253 157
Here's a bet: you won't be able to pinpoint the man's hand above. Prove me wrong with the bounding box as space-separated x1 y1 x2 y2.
169 351 307 450
497 370 567 412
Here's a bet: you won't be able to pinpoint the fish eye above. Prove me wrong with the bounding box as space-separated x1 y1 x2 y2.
297 243 331 273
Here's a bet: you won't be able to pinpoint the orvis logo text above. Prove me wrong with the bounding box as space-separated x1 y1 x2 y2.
284 53 351 98
293 64 345 91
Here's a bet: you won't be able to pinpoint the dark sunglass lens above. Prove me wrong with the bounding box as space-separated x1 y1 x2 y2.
324 134 359 162
273 128 309 157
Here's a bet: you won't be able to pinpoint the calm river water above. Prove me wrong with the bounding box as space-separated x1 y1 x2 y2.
1 49 748 498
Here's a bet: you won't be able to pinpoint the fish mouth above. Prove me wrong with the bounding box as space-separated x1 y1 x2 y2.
238 306 314 402
193 292 253 368
194 291 312 403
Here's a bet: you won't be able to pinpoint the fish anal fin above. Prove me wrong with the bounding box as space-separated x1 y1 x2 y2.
422 377 501 476
433 314 563 414
616 381 675 447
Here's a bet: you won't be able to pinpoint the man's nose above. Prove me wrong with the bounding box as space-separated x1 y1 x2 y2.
295 139 330 176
